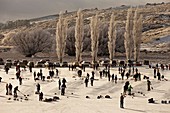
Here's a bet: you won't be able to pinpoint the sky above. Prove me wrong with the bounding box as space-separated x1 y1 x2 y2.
0 0 169 23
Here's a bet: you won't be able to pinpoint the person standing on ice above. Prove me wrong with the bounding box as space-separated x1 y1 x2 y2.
112 74 114 82
120 93 125 108
39 92 43 101
128 84 133 95
33 71 36 80
36 83 40 93
108 72 111 81
123 81 129 95
157 71 161 81
8 83 13 95
62 78 67 86
61 84 66 95
58 79 61 90
147 79 151 91
6 83 8 95
84 77 89 87
5 65 10 74
154 68 156 78
115 75 117 84
99 71 102 79
90 76 94 86
19 76 22 85
56 69 59 76
13 86 19 98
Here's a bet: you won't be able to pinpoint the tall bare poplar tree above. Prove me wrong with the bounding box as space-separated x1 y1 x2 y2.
133 8 143 61
75 9 84 63
56 13 68 63
124 8 133 61
108 12 117 61
90 14 99 63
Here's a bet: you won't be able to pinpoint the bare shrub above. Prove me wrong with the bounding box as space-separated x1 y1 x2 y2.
11 29 53 57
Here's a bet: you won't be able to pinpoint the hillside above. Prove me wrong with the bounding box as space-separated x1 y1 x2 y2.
0 3 170 55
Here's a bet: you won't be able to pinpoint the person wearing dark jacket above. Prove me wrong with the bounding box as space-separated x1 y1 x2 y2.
14 86 19 98
58 79 61 90
120 93 125 108
36 83 40 93
8 83 13 95
84 77 89 87
39 92 43 101
61 84 66 95
90 76 94 86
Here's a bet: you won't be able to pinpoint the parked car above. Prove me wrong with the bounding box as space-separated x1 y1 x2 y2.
0 58 4 65
13 60 19 66
100 60 110 67
111 60 117 67
27 61 34 67
45 61 53 68
35 61 44 68
53 62 61 67
22 59 28 66
72 62 79 67
80 61 91 67
61 61 68 67
18 61 26 68
5 59 12 68
119 60 125 66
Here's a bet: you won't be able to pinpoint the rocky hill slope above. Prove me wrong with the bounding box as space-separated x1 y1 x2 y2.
0 3 170 55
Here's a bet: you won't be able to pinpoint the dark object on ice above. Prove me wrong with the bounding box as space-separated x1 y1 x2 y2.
161 100 167 104
47 76 51 79
71 93 73 95
105 95 111 99
53 96 60 101
42 76 45 81
86 96 90 98
25 97 28 101
44 98 53 102
148 98 155 103
8 98 11 100
161 100 164 104
35 78 39 80
97 95 103 99
39 92 43 101
143 60 149 65
35 91 40 94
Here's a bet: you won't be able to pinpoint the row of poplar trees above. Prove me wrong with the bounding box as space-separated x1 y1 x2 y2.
56 7 143 63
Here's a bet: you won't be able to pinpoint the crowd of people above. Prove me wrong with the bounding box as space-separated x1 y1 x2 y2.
0 61 169 108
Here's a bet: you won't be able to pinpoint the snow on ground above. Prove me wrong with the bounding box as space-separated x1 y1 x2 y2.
0 65 170 113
